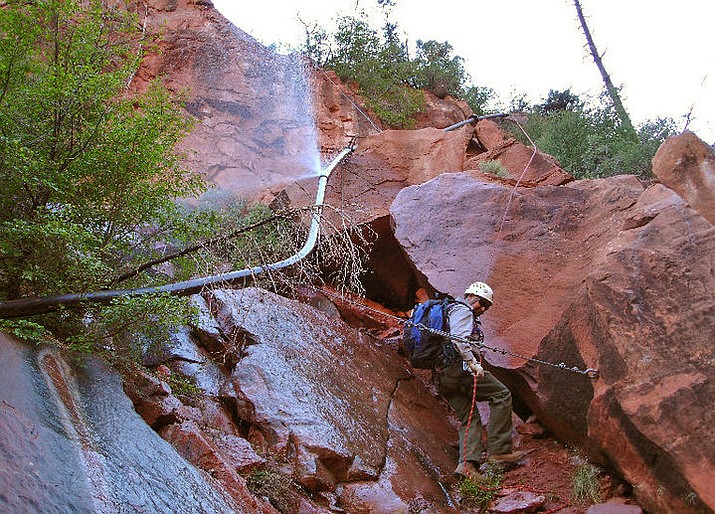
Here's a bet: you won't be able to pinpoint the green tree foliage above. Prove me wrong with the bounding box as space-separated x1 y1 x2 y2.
516 90 676 179
462 84 496 117
325 11 424 128
0 0 210 350
411 40 466 99
301 6 493 127
536 88 584 115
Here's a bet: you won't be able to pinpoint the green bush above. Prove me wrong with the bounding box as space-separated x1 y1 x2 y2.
572 463 602 503
479 160 509 178
463 85 496 116
514 92 676 179
412 40 466 99
0 0 203 301
323 12 424 128
246 468 299 512
0 0 218 354
458 464 504 511
301 6 492 127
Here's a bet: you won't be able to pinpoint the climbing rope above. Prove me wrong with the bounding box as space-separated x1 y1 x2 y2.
497 117 537 234
461 354 481 478
473 114 539 273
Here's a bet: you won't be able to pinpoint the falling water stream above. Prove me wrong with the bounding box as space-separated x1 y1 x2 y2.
247 51 323 180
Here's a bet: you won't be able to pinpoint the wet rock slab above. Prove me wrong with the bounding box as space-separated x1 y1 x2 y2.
0 333 243 513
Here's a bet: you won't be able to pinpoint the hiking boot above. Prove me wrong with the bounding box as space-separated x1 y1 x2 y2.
453 461 482 478
488 449 528 464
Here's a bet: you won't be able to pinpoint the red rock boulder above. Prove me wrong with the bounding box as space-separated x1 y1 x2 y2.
390 172 715 514
652 130 715 226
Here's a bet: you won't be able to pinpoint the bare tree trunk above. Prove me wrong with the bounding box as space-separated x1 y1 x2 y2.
573 0 636 136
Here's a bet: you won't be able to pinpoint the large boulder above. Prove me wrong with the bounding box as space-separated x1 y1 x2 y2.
390 172 715 514
652 130 715 226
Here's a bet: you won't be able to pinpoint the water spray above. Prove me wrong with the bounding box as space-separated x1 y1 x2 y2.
0 142 357 319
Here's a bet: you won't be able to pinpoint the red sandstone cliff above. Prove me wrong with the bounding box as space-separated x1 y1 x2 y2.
1 1 714 513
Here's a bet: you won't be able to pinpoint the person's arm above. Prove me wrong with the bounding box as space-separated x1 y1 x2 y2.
448 303 481 370
449 303 484 377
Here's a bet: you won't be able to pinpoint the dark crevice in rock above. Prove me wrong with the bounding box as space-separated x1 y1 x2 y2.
169 356 204 365
218 396 252 438
194 294 259 371
509 317 595 448
378 374 413 473
149 413 179 431
354 178 404 195
466 135 486 158
320 215 421 311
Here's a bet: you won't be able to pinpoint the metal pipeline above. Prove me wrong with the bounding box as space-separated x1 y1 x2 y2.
0 143 356 319
444 112 508 132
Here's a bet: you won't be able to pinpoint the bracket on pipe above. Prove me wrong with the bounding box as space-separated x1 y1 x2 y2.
0 143 357 319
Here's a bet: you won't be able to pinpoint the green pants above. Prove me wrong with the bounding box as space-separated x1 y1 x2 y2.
434 362 513 462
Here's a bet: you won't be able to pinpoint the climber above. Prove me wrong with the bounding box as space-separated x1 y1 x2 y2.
434 281 527 478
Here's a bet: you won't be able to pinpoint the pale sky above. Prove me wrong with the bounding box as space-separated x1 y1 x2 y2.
213 0 715 143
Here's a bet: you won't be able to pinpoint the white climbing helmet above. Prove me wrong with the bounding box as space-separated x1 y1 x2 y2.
464 281 494 305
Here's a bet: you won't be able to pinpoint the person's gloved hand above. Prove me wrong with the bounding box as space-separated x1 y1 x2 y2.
465 359 484 378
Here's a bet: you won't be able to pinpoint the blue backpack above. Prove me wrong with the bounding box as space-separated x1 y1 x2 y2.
403 296 463 369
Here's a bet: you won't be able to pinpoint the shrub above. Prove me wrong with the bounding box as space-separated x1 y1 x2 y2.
412 40 466 99
324 12 424 128
572 463 602 503
301 6 492 127
479 160 509 178
513 92 676 179
0 0 213 349
458 464 503 510
246 468 299 512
